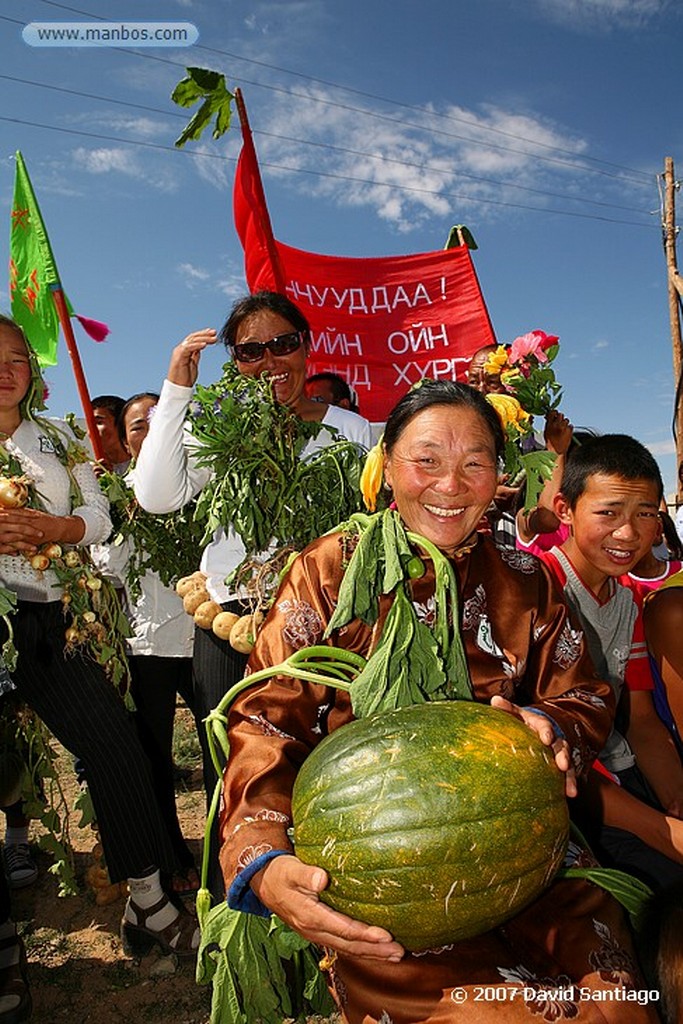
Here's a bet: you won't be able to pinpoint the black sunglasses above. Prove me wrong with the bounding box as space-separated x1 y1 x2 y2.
232 330 306 364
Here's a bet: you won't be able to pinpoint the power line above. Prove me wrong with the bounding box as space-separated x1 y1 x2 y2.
255 128 653 217
0 114 657 228
31 0 653 186
199 42 653 182
0 72 653 218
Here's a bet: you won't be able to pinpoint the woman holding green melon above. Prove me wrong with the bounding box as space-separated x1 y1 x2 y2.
219 380 657 1022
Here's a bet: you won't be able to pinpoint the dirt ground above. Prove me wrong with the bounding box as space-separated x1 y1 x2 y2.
13 726 212 1024
11 705 340 1024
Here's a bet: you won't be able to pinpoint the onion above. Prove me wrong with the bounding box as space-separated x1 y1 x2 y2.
41 543 63 560
0 476 28 509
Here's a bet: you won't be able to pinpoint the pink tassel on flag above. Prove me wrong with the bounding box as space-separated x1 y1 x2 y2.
74 315 110 342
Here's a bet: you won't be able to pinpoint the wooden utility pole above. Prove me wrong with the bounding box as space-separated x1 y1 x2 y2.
664 157 683 500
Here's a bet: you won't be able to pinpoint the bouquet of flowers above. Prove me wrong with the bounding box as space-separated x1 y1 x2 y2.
483 331 562 508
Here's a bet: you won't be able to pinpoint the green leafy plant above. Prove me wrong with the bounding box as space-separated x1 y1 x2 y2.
98 470 205 601
0 697 78 896
188 363 365 603
172 67 234 148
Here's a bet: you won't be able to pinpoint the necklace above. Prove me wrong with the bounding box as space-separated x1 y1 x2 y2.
0 422 21 443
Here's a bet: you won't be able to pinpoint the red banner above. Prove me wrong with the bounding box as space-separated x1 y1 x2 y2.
233 146 496 422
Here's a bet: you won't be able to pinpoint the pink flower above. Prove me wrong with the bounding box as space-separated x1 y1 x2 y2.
508 330 559 366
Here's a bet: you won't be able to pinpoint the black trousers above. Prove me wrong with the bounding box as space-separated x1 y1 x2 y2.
129 654 195 871
11 602 179 883
0 859 8 923
191 607 249 900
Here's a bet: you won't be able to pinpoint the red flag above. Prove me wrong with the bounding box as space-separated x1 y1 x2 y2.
232 110 496 422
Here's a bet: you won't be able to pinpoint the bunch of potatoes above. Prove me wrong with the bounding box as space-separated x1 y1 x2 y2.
176 572 263 653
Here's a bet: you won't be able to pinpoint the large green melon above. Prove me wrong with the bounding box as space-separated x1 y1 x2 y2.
291 700 569 951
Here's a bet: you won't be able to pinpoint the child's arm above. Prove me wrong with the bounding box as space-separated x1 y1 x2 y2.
581 767 683 862
516 410 572 543
644 586 683 740
625 688 683 818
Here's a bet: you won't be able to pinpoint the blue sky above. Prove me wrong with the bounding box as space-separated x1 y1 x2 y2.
1 0 682 492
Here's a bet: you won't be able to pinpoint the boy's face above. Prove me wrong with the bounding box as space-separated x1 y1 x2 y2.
555 473 660 588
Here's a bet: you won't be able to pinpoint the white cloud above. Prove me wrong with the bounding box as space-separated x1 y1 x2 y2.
65 112 170 141
73 147 138 175
190 141 240 193
647 438 676 455
177 262 211 286
217 270 249 299
232 83 601 232
72 147 179 193
178 262 210 280
593 339 610 349
174 260 246 299
532 0 672 30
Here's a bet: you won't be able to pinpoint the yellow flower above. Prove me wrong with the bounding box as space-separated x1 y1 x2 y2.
500 367 520 388
485 393 530 434
360 438 384 512
483 345 509 376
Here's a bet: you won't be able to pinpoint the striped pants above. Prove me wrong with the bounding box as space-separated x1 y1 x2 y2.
11 601 178 883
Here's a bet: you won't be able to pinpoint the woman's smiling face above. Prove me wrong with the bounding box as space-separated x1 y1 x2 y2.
383 403 498 556
0 325 32 415
233 310 308 412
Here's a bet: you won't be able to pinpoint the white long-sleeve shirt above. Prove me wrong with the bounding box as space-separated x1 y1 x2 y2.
0 419 112 602
134 379 372 604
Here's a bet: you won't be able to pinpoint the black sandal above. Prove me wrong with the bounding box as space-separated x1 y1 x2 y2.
120 895 199 959
0 932 32 1024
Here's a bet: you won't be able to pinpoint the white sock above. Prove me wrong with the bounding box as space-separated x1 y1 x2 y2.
0 920 20 1014
4 825 29 847
125 868 178 932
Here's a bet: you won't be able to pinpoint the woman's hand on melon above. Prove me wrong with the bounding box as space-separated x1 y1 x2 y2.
490 695 577 797
251 854 405 961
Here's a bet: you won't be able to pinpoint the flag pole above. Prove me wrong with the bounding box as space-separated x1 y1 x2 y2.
234 88 286 292
50 287 105 462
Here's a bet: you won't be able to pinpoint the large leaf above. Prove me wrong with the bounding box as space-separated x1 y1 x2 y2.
172 67 235 147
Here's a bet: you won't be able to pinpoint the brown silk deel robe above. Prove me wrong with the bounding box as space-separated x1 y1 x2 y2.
220 532 658 1024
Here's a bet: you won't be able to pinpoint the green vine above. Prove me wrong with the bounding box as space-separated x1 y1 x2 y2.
0 692 78 896
98 469 205 601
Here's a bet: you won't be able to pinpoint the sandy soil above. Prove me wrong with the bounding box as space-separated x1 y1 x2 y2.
13 752 212 1024
10 705 340 1024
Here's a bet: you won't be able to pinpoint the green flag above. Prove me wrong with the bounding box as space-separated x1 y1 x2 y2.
9 151 63 367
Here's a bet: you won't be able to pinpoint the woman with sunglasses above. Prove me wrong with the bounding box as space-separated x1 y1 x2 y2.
133 291 372 897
